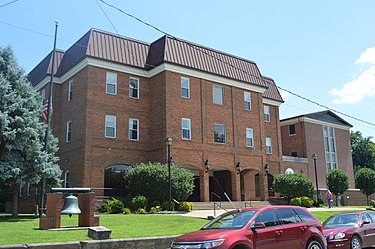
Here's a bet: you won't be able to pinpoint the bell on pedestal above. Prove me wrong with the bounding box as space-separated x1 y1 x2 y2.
61 193 81 218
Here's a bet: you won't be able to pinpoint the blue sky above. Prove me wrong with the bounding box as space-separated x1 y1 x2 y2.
1 0 374 139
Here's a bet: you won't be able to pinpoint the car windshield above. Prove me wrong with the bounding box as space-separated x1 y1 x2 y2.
201 210 258 230
323 214 359 227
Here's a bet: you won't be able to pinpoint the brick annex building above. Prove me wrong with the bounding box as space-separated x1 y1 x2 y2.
27 28 284 203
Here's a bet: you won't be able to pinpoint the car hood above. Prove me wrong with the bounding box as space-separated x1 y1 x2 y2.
323 226 355 235
174 229 238 242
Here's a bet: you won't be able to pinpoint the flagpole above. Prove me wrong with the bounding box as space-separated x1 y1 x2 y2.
39 20 58 217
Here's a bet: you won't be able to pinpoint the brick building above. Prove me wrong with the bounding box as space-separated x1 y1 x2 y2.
280 111 361 204
28 28 284 203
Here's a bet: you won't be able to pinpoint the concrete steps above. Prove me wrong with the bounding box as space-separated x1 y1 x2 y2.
191 201 271 210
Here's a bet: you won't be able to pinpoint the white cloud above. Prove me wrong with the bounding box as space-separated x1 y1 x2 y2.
279 89 290 100
330 46 375 104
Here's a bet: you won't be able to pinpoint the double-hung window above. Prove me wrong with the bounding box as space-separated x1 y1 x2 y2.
213 85 224 105
323 126 337 171
106 72 117 95
244 92 251 110
289 124 296 135
64 171 70 188
129 118 139 141
105 115 116 138
129 78 139 99
266 137 272 154
264 105 270 122
66 121 72 143
181 77 190 98
182 118 191 140
246 128 254 147
68 80 73 101
214 124 226 144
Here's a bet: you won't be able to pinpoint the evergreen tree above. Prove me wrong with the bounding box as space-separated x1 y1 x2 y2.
0 47 61 217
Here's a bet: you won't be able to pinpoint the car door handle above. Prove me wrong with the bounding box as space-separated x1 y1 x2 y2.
300 226 307 232
275 230 283 236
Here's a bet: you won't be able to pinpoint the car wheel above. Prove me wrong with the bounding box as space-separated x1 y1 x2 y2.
351 235 362 249
306 240 323 249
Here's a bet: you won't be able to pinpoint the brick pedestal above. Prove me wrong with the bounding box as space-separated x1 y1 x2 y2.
39 192 64 229
78 192 99 227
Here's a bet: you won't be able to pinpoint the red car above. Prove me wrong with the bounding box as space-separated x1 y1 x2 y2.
323 211 375 249
171 205 327 249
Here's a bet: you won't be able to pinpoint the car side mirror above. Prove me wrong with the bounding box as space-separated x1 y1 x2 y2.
252 222 266 231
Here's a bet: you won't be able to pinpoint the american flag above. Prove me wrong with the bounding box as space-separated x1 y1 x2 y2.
42 99 51 124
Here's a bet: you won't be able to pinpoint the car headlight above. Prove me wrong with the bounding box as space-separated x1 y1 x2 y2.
201 239 225 248
328 233 346 240
172 239 225 248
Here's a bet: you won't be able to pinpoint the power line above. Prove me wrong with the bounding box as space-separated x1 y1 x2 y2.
97 0 375 128
96 0 119 34
0 0 20 8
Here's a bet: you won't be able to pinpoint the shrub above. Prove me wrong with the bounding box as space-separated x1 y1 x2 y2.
135 208 147 214
369 200 375 208
290 197 301 206
123 208 132 214
150 200 161 208
150 206 160 214
300 196 314 208
131 195 148 211
98 201 111 213
273 173 314 203
178 202 193 212
109 198 125 214
162 200 175 211
313 198 324 207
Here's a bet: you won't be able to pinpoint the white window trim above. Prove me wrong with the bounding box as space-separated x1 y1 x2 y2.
323 126 338 171
246 128 254 147
19 179 23 197
64 170 69 188
182 118 191 140
129 118 139 141
266 137 272 154
181 77 190 98
213 85 224 105
68 80 73 101
105 115 116 138
66 120 72 143
41 88 46 100
244 92 252 111
214 123 226 144
106 72 117 95
129 77 140 99
27 183 31 196
264 105 270 122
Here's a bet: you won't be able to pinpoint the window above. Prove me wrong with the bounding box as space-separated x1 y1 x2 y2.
276 208 301 224
64 171 70 188
129 77 139 99
266 137 272 154
27 183 31 196
244 92 251 110
246 128 254 147
129 118 139 141
255 210 279 227
213 85 224 105
182 118 191 140
323 126 337 171
41 88 46 100
293 208 314 222
291 151 298 157
264 105 270 122
105 115 116 138
181 77 190 98
68 80 73 101
289 124 296 135
106 72 117 95
66 121 72 143
19 179 23 197
214 124 226 144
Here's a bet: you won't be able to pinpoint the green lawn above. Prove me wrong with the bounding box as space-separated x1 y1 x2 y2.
0 214 208 245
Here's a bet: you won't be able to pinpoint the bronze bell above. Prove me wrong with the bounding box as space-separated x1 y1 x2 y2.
61 193 81 218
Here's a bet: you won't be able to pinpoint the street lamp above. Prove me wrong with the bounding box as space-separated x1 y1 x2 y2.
312 153 319 199
236 162 241 174
165 137 173 211
264 164 270 176
204 160 211 173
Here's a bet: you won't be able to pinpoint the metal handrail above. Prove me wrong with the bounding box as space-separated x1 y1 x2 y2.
211 192 222 206
213 202 228 218
244 201 253 208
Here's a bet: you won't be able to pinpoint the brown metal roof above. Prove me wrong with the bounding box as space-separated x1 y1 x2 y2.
28 28 284 103
262 76 284 102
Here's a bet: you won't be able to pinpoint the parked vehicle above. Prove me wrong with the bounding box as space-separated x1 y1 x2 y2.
171 205 326 249
323 211 375 249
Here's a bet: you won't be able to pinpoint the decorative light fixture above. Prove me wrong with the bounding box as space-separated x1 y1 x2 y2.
264 164 270 176
312 153 319 199
236 162 241 174
165 137 173 211
205 160 211 173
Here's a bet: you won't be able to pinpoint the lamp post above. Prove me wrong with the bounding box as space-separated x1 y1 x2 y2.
312 153 319 199
165 137 173 211
236 162 241 174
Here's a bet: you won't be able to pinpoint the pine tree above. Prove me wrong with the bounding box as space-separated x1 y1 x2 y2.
0 47 61 217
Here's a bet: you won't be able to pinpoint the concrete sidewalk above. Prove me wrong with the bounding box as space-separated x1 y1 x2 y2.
181 206 367 219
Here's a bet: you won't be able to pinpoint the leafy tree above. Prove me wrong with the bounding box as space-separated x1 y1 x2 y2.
273 173 314 203
124 162 194 207
355 168 375 205
326 168 349 205
351 131 375 170
0 47 61 217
